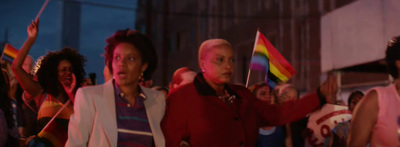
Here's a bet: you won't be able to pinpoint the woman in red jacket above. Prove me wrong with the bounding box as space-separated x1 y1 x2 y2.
161 39 336 147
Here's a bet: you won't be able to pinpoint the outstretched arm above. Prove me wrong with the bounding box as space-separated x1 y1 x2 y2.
258 75 338 126
11 20 42 98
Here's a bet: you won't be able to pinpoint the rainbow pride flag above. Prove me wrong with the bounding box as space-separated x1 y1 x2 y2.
1 43 19 63
250 31 296 88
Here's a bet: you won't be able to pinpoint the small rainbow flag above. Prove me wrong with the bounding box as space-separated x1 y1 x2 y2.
1 43 19 63
250 31 296 88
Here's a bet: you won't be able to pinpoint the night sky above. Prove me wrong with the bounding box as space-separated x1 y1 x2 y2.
0 0 138 83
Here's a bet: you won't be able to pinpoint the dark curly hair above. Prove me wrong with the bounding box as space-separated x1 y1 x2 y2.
104 29 157 81
0 69 14 129
36 47 86 97
386 36 400 79
347 90 364 106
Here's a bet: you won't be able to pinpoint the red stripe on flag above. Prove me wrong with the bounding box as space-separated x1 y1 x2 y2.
259 33 296 75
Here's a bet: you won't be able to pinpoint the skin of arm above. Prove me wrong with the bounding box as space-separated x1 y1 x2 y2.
11 20 43 98
347 90 378 147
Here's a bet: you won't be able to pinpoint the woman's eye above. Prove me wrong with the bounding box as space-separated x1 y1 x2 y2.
217 58 223 62
114 56 120 60
128 57 135 61
230 59 235 63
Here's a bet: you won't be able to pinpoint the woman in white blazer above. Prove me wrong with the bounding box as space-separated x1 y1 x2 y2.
66 29 165 147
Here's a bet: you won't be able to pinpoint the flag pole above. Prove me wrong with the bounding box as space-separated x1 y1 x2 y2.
35 0 50 21
1 44 7 61
245 30 260 88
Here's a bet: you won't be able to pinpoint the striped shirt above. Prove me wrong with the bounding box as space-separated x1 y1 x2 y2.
113 82 154 147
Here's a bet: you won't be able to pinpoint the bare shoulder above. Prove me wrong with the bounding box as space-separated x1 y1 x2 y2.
352 89 379 124
359 90 378 110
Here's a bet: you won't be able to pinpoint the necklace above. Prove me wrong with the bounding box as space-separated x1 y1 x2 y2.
218 89 236 104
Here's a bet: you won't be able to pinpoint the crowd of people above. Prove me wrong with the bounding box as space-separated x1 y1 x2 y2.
0 19 399 147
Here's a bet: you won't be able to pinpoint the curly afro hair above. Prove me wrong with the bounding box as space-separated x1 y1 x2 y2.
36 47 86 97
386 36 400 79
104 29 157 81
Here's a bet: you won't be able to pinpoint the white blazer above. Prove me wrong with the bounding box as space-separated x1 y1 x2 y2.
65 80 166 147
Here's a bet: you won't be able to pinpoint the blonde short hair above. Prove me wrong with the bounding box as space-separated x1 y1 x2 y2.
198 39 232 63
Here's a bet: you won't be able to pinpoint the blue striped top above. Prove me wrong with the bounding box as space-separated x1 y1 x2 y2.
113 82 154 147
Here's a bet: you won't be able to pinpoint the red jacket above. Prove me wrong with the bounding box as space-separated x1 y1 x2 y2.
161 74 323 147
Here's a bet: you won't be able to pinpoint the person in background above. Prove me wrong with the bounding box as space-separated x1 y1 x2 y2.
140 78 153 88
66 29 165 147
161 38 337 147
250 83 285 147
168 67 197 92
152 86 169 99
0 55 34 138
328 91 363 147
348 36 400 146
0 69 20 147
11 20 86 147
274 84 310 147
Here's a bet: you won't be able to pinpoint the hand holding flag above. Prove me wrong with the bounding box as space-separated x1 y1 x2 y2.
28 20 39 40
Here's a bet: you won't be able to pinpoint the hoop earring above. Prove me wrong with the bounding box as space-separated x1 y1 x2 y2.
139 72 144 80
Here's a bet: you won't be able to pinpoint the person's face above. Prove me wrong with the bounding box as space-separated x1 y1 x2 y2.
200 46 234 85
140 79 153 88
349 94 363 112
177 71 196 88
256 86 274 104
58 60 74 87
22 57 33 73
112 43 148 87
275 87 298 104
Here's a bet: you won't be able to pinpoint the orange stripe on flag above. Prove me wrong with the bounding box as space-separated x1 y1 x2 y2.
3 43 19 59
260 34 296 75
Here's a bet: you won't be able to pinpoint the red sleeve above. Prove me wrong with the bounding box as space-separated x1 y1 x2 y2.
256 92 321 126
161 91 190 147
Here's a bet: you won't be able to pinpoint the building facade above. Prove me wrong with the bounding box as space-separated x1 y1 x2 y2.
137 0 364 92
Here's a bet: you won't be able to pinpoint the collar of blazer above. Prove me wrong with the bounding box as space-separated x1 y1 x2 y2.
101 80 165 147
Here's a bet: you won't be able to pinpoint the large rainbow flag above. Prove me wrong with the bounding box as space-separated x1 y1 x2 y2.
250 31 296 88
1 43 19 63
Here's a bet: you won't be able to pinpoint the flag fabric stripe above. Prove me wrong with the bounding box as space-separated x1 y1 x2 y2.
268 59 292 81
267 72 282 85
259 35 296 75
250 56 269 72
249 31 296 88
4 44 19 59
268 53 295 78
267 78 278 88
1 43 19 63
2 55 14 63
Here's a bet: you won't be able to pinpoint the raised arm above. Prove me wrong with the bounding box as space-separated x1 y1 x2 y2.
347 90 378 147
11 20 42 98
